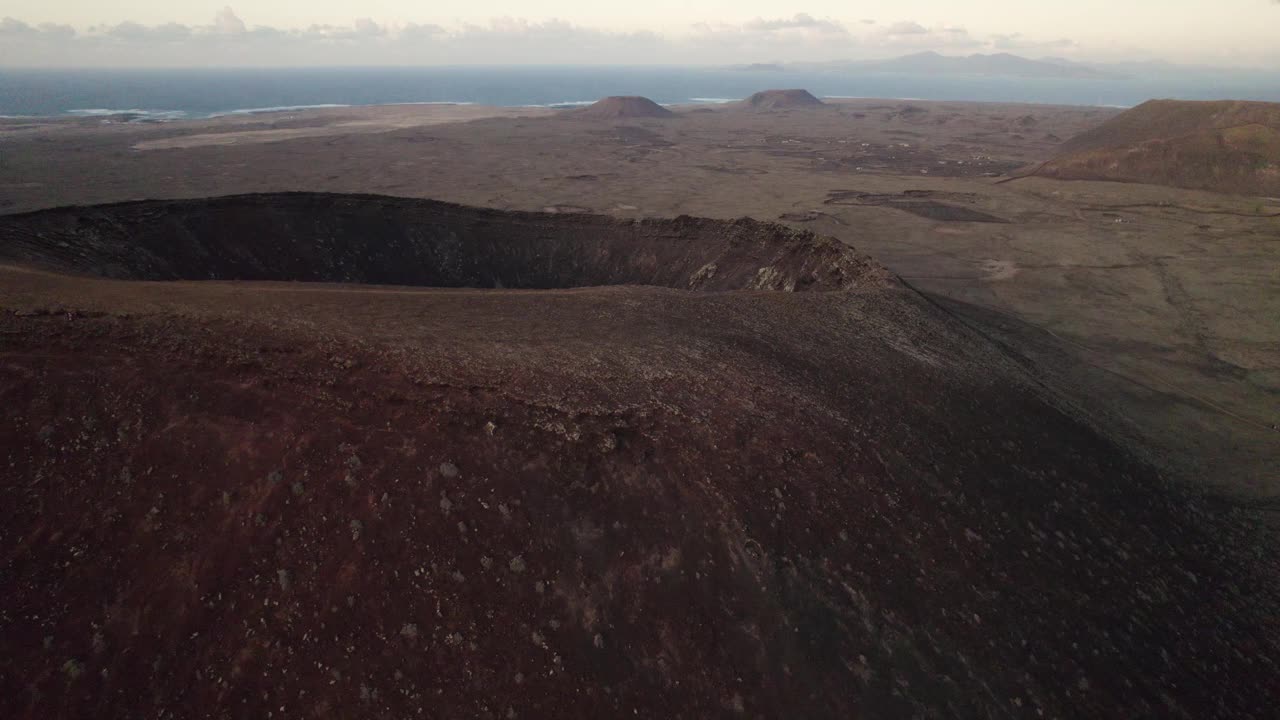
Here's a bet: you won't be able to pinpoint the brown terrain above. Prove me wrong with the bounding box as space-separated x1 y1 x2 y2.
573 96 675 119
2 94 1279 719
1033 99 1280 196
742 89 826 110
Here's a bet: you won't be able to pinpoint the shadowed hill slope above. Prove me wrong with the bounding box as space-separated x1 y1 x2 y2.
0 193 890 291
572 96 674 119
1 195 1277 719
1036 99 1280 196
743 89 825 110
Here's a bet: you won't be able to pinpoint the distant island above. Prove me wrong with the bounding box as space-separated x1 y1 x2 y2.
781 52 1128 80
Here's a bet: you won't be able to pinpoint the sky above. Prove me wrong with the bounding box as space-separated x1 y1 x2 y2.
2 2 1279 68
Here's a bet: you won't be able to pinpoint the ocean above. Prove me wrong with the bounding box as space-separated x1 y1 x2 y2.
3 66 1280 120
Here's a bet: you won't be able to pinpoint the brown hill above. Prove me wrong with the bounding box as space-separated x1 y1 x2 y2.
1 194 1277 719
743 89 825 110
1036 99 1280 196
572 96 674 119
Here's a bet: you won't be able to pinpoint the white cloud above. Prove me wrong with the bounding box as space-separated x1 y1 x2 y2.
0 17 33 35
2 11 1268 68
214 7 246 35
886 21 928 35
353 18 386 38
742 13 847 35
113 21 192 41
399 22 447 41
37 21 76 39
988 32 1077 52
2 17 78 41
683 14 856 62
859 22 980 53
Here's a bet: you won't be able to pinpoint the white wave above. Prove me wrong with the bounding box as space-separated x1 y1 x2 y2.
521 100 598 108
822 96 929 102
688 97 739 104
206 103 351 117
67 108 189 122
67 108 143 115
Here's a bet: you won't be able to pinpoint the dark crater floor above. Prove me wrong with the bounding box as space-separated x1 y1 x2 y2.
0 192 890 292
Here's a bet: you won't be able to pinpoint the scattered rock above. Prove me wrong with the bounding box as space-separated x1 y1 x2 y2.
598 433 618 454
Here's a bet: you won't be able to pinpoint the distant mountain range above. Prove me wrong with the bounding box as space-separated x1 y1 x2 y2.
768 52 1130 80
738 53 1280 82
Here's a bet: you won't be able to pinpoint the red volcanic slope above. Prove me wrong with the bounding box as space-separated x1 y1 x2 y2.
743 89 826 110
1 194 1277 719
1036 99 1280 195
572 96 675 119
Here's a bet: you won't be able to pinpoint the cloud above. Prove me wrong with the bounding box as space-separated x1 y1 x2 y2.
0 17 33 35
988 32 1076 52
37 22 76 39
1 11 1252 67
742 13 847 35
861 22 980 53
101 21 192 42
214 7 246 35
399 23 447 41
2 17 79 41
0 13 1044 68
886 21 928 35
353 18 386 38
686 14 856 61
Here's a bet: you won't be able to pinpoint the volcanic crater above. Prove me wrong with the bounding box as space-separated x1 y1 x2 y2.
0 193 889 292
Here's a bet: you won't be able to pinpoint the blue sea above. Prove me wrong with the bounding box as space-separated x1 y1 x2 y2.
3 66 1280 120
